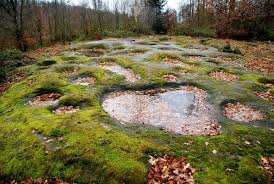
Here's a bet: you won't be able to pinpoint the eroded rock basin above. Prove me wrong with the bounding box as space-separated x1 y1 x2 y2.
97 63 140 82
103 86 221 136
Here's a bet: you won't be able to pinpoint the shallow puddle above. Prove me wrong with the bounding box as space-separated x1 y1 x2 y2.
97 63 140 82
103 86 220 136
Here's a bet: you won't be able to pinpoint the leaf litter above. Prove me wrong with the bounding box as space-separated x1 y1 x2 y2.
224 102 265 122
29 93 62 107
148 156 196 184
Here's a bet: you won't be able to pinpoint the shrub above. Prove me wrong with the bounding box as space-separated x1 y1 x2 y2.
221 44 243 55
0 49 33 82
170 25 216 38
215 1 268 40
103 30 139 38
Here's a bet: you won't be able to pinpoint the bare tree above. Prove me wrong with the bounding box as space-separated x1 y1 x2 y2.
0 0 26 50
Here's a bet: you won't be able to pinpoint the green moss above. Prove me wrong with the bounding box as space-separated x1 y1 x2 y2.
258 77 274 85
55 65 79 73
58 95 91 107
113 48 148 55
96 57 117 63
49 128 66 137
58 55 90 64
112 42 130 50
147 53 180 62
37 60 57 66
74 43 108 50
238 156 268 183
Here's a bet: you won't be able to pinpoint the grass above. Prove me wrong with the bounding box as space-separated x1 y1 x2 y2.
0 36 273 183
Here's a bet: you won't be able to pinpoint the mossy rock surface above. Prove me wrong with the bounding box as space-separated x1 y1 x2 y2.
0 36 273 184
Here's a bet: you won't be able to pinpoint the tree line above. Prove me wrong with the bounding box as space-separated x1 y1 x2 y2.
0 0 171 50
0 0 273 51
177 0 273 40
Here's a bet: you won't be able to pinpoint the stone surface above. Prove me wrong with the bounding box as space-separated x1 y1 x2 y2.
29 93 62 107
97 63 140 82
103 86 221 136
72 77 96 86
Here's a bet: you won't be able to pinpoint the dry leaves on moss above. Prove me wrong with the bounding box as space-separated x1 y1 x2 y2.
27 44 66 58
209 71 239 81
245 56 274 74
29 93 62 107
260 157 274 181
163 74 177 82
255 91 274 101
0 72 27 95
33 93 62 102
3 177 71 184
213 56 242 66
148 156 195 184
162 58 191 67
224 102 265 122
63 69 78 75
265 84 274 88
53 106 80 115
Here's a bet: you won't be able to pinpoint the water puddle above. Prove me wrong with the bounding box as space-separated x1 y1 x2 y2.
103 86 221 136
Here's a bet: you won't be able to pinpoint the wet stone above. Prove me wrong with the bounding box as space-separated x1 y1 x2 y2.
97 63 140 82
72 77 96 86
103 86 221 136
32 130 62 152
29 93 62 107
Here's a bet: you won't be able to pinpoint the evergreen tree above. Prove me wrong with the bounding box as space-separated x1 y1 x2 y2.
146 0 167 34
